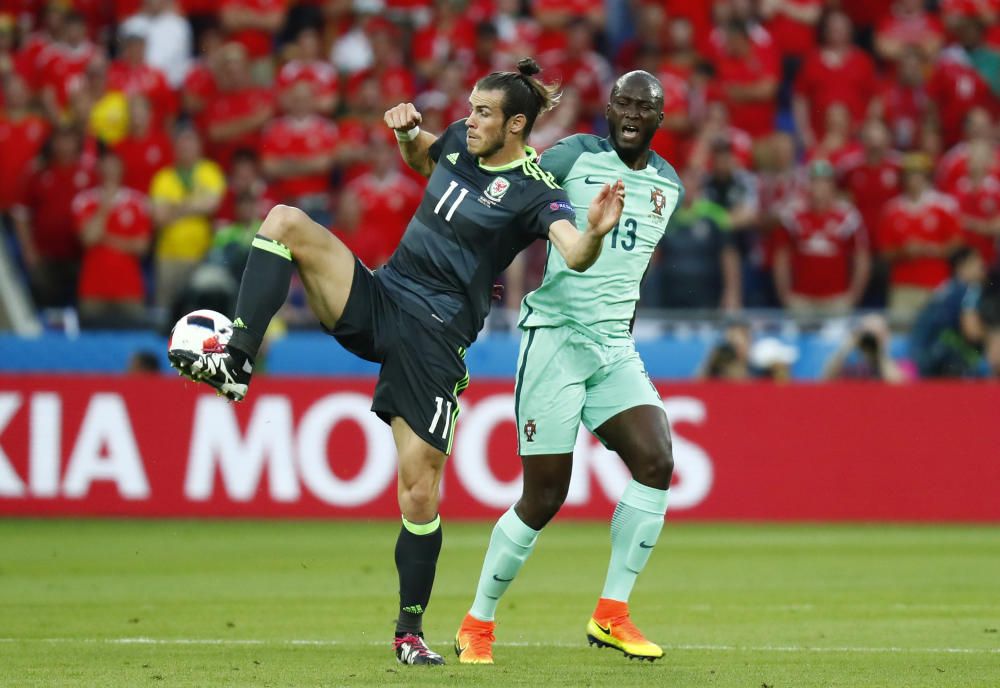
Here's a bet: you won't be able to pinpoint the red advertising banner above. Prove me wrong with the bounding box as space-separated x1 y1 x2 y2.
0 375 998 521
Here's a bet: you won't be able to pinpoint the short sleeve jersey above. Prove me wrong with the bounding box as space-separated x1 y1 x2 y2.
520 135 685 345
376 120 576 346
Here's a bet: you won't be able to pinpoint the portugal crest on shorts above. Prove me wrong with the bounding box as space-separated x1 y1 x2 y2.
486 176 511 202
523 419 537 442
650 187 667 216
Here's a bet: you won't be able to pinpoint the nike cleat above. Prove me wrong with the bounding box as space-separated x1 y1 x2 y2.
586 599 663 662
454 613 496 664
168 348 253 402
394 634 445 665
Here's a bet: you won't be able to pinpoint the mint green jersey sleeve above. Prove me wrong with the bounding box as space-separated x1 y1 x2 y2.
537 135 588 184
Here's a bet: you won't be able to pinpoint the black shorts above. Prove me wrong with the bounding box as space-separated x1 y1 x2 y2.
330 258 470 454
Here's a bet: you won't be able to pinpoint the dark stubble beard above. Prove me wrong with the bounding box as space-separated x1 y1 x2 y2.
474 129 508 162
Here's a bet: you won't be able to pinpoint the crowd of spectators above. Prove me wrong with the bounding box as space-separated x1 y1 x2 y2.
1 0 999 378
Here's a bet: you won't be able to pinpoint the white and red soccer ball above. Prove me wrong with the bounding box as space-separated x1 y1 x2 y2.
168 309 232 356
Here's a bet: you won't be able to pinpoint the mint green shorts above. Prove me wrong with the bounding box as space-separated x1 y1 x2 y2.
513 326 663 455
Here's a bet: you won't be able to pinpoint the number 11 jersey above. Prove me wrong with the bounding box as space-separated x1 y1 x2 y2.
377 120 576 346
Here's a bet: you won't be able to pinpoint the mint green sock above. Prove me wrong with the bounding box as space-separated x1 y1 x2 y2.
600 480 668 602
469 507 540 622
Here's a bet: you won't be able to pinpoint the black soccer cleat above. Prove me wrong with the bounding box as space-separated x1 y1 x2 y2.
169 348 253 402
394 634 445 665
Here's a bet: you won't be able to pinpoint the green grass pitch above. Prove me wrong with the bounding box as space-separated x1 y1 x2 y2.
1 520 997 687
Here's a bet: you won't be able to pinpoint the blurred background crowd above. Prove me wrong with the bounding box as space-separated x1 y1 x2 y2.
1 0 999 380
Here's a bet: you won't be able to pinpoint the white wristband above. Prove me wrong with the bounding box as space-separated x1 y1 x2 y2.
394 125 420 142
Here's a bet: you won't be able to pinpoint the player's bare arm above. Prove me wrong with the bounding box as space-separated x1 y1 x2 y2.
548 180 625 272
384 102 439 178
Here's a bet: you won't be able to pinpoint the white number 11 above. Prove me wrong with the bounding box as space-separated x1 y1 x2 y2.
434 180 468 222
428 396 453 439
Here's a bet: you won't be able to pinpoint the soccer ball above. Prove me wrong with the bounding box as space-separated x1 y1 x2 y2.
168 309 233 356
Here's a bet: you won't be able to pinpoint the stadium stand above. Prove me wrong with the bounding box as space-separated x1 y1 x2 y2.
0 0 998 379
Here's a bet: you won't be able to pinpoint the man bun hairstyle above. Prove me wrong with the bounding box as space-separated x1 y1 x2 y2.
476 57 561 138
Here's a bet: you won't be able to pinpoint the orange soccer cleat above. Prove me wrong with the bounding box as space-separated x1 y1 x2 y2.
454 613 496 664
586 598 663 661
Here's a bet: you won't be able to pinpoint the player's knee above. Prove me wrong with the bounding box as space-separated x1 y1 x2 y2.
630 437 673 490
261 204 310 246
399 478 440 518
517 484 567 528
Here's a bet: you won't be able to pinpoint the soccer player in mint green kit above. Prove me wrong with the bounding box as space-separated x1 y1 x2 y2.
456 71 683 664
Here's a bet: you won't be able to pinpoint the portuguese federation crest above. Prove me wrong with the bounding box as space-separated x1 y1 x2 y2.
650 187 667 216
486 176 511 202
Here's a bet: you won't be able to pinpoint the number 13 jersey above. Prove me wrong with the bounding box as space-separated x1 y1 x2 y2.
519 134 684 345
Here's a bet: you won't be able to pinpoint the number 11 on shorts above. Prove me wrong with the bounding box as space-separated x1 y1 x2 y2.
428 396 453 439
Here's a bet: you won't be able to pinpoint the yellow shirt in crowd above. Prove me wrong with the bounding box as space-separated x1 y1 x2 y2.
150 161 226 260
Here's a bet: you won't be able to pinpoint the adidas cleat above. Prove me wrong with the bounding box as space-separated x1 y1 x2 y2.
586 599 663 662
394 634 445 665
454 613 495 664
168 348 253 402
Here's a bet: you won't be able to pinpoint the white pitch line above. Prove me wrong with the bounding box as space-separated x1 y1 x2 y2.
0 637 997 655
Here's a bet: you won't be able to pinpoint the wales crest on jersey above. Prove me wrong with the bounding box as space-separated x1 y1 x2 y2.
486 177 510 202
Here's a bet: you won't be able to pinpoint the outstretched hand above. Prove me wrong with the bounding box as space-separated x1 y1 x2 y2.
586 180 626 237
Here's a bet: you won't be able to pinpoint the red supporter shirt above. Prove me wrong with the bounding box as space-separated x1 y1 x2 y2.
182 61 218 132
936 142 1000 194
766 0 822 58
114 0 142 22
713 42 780 138
927 50 997 147
107 61 178 128
806 141 862 174
876 9 944 49
346 66 416 107
276 59 339 101
38 42 98 107
658 1 713 55
0 114 50 211
113 130 173 193
839 152 902 251
260 115 339 200
221 0 287 59
838 0 892 30
875 78 930 150
73 188 151 301
411 17 476 65
953 174 1000 265
649 70 689 164
531 0 604 53
17 32 54 90
335 170 423 268
17 162 97 261
776 199 867 297
204 87 276 169
880 192 962 288
795 47 877 136
541 51 609 116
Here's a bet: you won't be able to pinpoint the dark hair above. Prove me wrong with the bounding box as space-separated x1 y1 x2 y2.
949 246 979 274
231 148 260 166
475 58 560 138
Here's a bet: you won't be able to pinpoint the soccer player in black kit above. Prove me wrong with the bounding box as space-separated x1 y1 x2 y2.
170 58 625 665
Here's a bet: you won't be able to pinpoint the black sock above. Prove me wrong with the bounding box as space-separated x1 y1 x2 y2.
227 234 294 359
394 516 442 636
